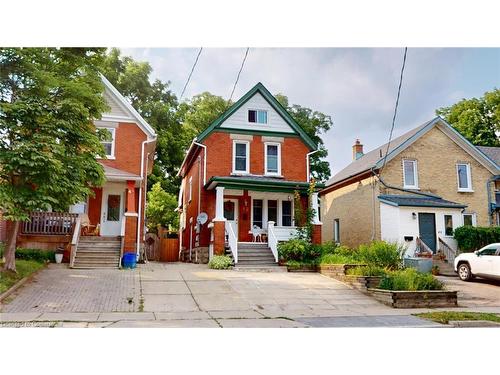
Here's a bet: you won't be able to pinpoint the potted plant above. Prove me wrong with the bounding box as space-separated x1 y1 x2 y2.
431 265 440 275
55 246 64 264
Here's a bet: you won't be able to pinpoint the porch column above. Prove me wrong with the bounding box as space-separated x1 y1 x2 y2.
213 186 226 255
214 186 225 221
124 179 138 254
310 192 322 245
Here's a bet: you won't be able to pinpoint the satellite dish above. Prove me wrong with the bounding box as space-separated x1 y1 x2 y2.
197 212 208 225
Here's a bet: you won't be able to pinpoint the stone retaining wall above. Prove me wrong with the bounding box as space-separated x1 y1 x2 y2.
368 289 458 308
179 246 209 264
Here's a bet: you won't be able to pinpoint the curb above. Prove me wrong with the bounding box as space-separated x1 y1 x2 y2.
0 262 49 304
449 320 500 328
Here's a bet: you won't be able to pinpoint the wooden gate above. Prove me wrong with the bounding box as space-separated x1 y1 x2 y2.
158 228 179 262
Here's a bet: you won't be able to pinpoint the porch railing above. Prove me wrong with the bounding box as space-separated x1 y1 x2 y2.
225 221 238 264
415 237 433 255
438 237 457 263
22 212 78 235
119 217 126 268
267 221 279 262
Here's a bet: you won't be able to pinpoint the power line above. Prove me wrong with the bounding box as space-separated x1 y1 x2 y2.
380 47 408 171
229 47 250 103
179 47 203 100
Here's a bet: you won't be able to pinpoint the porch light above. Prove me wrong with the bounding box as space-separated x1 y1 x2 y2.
412 212 417 220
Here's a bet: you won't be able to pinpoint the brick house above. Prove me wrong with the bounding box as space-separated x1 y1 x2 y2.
320 117 500 259
10 75 156 268
177 83 323 267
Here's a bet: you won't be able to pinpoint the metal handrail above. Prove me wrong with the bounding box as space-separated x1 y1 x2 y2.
69 215 82 268
225 221 238 264
415 237 433 255
438 237 456 263
267 221 279 262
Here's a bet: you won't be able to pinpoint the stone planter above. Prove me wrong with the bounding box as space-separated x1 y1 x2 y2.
318 264 365 278
287 264 318 272
367 288 458 308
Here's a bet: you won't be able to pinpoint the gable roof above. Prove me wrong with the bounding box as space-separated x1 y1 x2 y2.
99 74 156 140
196 82 317 150
477 146 500 168
325 116 500 188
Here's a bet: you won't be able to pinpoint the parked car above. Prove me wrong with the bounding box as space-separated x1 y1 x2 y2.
454 243 500 281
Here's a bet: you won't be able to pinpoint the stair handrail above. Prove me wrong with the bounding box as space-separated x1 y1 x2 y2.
69 214 82 268
225 221 238 264
119 217 126 268
267 221 279 262
438 237 456 263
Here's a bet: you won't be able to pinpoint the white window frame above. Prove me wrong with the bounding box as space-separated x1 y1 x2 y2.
232 140 250 174
456 163 473 192
443 214 454 237
248 109 268 124
402 159 418 189
264 142 282 176
97 127 116 159
188 176 193 202
462 213 477 227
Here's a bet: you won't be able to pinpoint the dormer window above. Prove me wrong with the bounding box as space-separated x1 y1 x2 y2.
248 109 267 124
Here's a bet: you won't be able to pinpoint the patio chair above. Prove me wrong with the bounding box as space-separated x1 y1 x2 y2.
251 225 263 242
80 213 97 236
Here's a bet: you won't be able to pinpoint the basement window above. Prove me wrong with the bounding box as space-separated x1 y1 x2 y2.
248 109 267 124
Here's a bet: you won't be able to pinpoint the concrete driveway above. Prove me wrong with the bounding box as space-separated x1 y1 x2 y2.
3 262 492 327
438 275 500 308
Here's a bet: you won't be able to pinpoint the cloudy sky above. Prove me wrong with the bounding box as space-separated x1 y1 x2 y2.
123 48 500 176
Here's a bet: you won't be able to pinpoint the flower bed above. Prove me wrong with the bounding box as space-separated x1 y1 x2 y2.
368 289 458 308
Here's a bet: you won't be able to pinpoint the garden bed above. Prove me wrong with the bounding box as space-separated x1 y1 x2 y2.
367 288 458 308
318 264 382 292
318 264 365 278
0 260 48 302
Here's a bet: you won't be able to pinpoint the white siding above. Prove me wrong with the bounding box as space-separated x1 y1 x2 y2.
380 203 461 257
103 89 130 119
219 92 295 133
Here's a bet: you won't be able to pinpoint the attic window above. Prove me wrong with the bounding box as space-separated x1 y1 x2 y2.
248 110 267 124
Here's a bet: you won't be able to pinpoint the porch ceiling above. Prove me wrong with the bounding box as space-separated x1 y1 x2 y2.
206 176 324 193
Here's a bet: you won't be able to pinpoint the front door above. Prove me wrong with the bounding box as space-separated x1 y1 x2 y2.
224 199 238 240
418 213 436 253
100 185 124 236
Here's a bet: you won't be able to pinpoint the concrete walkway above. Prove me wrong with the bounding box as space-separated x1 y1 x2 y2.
1 262 498 327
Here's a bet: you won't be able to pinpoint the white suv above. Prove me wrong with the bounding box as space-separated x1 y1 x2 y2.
454 243 500 282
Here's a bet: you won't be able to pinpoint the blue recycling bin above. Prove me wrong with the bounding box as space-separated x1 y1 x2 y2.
122 253 137 269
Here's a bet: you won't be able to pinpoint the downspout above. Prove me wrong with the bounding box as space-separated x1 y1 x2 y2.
306 150 319 182
137 139 156 257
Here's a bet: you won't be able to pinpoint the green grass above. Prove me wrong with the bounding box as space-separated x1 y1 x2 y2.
319 253 361 265
415 311 500 325
0 260 46 294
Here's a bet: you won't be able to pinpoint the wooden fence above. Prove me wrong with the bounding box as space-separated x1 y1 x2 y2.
158 228 179 262
22 212 78 235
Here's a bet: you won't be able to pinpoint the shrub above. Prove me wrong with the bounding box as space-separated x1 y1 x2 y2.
0 247 55 263
320 253 360 265
379 268 444 291
357 241 405 270
453 226 500 252
278 239 312 262
311 241 338 256
345 265 387 277
285 259 318 269
208 255 233 270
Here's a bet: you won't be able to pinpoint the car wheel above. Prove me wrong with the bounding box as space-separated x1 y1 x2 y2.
458 263 472 281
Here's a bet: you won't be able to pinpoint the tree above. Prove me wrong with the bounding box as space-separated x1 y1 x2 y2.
0 48 108 272
146 182 179 231
436 88 500 146
178 92 229 136
275 94 333 181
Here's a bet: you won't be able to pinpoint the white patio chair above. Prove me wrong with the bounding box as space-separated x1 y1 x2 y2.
251 225 263 242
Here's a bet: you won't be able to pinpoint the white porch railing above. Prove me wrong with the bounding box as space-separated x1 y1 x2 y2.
225 221 238 264
267 222 298 262
69 214 82 268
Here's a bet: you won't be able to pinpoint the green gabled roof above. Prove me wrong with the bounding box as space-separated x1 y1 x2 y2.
196 82 317 150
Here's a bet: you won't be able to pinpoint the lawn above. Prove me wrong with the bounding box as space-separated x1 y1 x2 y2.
415 311 500 325
0 260 46 294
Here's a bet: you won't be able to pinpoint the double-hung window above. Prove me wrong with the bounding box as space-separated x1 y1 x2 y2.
98 127 116 159
402 159 418 189
282 201 292 227
252 199 263 229
457 163 472 191
463 213 475 226
265 143 281 175
233 141 249 174
444 215 453 236
248 109 267 124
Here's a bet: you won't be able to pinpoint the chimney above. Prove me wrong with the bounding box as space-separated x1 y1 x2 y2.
352 139 364 160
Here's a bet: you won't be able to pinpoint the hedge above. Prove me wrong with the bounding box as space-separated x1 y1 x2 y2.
453 226 500 252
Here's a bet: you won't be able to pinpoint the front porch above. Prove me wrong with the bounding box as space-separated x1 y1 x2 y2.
207 176 323 264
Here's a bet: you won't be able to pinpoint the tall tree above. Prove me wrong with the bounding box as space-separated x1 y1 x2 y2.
146 182 179 231
0 48 108 272
436 88 500 146
275 94 333 182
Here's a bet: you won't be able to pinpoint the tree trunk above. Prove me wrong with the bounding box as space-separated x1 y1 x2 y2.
3 220 19 273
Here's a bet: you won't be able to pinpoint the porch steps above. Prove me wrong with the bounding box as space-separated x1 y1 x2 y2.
72 236 121 269
432 258 456 277
233 242 284 271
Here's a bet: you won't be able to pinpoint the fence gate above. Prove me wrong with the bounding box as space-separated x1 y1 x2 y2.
158 228 179 262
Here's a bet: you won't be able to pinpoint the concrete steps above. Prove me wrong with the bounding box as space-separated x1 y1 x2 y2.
234 242 279 271
73 236 121 269
433 259 456 277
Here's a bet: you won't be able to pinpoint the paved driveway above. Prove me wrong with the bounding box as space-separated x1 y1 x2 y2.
438 275 500 308
1 262 481 327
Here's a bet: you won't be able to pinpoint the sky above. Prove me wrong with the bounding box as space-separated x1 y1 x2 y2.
123 48 500 176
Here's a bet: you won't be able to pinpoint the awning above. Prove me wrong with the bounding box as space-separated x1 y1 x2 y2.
100 163 142 182
378 194 467 209
206 175 324 193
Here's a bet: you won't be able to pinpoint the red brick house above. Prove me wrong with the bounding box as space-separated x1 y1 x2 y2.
177 83 323 267
11 75 156 268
